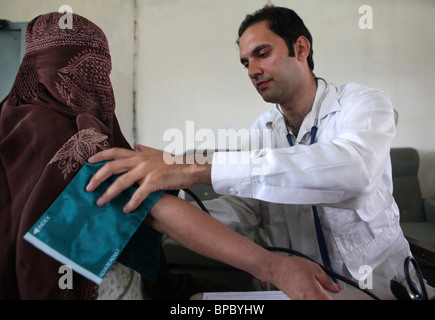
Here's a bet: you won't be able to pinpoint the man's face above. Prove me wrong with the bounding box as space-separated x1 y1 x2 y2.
239 20 302 106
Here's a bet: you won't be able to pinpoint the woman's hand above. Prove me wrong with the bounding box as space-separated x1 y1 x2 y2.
264 255 341 300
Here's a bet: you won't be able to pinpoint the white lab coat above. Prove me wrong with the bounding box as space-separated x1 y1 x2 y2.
207 80 412 288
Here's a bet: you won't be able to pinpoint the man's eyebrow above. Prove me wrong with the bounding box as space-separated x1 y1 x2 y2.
252 44 271 54
240 44 271 64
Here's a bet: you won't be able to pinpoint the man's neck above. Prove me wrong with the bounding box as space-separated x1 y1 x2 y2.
280 76 317 137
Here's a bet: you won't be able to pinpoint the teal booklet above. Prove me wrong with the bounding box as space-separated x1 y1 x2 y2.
24 161 164 284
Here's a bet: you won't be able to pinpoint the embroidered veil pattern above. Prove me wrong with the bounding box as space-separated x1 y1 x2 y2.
8 12 115 121
24 13 109 55
49 128 110 179
55 48 115 121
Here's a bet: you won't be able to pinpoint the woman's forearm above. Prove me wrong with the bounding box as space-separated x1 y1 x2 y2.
148 195 270 278
146 194 340 299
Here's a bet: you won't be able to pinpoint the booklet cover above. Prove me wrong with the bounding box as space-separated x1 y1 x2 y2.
24 161 164 284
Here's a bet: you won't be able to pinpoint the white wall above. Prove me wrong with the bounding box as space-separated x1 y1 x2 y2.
2 0 434 199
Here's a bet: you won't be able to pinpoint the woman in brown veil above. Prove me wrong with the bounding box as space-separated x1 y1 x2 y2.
0 12 133 299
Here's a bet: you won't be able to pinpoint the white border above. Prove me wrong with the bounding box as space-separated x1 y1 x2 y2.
23 232 102 284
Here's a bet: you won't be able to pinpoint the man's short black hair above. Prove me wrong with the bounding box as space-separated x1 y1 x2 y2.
237 7 314 72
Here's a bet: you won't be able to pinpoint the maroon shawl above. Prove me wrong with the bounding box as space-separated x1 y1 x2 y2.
0 12 130 299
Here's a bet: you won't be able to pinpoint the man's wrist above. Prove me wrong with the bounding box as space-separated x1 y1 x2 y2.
190 162 212 185
181 152 213 186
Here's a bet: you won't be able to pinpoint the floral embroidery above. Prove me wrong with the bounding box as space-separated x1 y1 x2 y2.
49 128 109 179
55 49 115 120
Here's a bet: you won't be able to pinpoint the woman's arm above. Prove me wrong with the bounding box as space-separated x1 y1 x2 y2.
145 194 340 300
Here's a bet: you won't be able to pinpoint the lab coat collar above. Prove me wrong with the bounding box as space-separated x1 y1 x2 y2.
267 79 341 143
314 79 342 121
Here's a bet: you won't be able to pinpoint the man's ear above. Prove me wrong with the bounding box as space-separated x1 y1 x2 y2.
293 36 311 62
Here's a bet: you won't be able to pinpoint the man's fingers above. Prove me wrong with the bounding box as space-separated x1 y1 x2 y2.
86 157 135 192
95 169 141 208
123 184 154 213
135 144 148 152
86 146 169 212
136 144 164 157
88 147 137 163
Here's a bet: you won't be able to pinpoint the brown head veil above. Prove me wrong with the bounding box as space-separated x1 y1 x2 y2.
0 12 130 299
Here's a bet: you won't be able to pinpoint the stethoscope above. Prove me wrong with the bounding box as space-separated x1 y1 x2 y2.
276 77 329 147
276 77 334 275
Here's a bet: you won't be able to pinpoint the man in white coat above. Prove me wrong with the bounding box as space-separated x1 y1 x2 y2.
87 7 412 291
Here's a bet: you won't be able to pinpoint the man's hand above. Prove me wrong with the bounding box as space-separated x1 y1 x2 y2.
86 145 211 213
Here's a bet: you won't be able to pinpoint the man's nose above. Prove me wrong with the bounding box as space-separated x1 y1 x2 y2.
248 61 262 80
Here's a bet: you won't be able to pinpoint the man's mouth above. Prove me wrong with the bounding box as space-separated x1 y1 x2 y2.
257 80 271 91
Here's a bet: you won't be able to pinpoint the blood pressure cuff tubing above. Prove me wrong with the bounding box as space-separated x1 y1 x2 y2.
24 161 165 285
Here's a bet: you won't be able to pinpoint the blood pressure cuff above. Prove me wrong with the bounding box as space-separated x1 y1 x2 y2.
24 161 164 285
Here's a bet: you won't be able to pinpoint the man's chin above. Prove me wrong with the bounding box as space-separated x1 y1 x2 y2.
259 93 276 104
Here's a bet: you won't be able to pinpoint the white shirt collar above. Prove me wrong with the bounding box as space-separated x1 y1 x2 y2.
266 79 341 142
